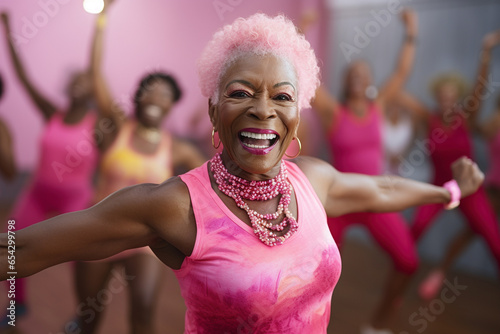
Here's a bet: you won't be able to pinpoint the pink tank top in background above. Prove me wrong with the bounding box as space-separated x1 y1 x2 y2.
36 112 99 187
176 161 341 334
486 130 500 188
328 103 383 175
428 113 472 185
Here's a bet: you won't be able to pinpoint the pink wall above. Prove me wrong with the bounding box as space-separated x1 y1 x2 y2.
0 0 325 169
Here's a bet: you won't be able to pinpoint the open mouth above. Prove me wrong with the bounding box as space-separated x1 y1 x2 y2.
143 105 162 119
238 128 280 155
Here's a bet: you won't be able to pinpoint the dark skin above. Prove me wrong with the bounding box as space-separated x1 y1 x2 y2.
0 54 484 282
0 118 16 180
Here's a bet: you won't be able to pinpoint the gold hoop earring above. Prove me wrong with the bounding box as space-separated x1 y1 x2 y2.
285 137 302 159
212 128 221 149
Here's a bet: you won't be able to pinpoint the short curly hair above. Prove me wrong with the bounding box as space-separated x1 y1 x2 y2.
429 72 468 101
133 72 182 118
197 13 320 110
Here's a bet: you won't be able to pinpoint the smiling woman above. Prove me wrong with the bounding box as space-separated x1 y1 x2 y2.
211 53 301 174
0 13 486 334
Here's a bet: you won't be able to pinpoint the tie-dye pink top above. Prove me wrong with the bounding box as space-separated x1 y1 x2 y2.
176 160 342 334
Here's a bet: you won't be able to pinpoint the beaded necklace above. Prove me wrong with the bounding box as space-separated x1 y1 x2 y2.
210 153 298 246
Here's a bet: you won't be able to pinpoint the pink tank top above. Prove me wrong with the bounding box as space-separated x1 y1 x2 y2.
428 113 472 185
176 161 341 333
486 130 500 188
36 112 99 187
328 103 383 175
94 120 173 202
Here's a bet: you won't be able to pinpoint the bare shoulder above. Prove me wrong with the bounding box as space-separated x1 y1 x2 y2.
137 176 193 224
291 156 337 176
100 176 195 251
289 156 339 203
138 176 197 255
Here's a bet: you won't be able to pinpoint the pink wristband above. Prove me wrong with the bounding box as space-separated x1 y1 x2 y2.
443 180 461 210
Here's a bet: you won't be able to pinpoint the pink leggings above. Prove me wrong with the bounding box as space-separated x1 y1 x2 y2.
328 212 418 275
411 187 500 271
7 179 93 305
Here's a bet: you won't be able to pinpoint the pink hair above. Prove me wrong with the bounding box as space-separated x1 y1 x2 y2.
197 13 320 110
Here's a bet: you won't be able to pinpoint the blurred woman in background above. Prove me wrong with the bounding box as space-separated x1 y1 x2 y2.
407 30 500 300
382 97 418 176
73 3 205 333
305 8 420 334
1 11 100 325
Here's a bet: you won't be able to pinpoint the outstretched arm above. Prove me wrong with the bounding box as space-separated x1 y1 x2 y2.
0 178 194 280
299 156 483 218
90 1 124 151
0 118 17 180
469 29 500 131
376 9 418 108
1 12 56 121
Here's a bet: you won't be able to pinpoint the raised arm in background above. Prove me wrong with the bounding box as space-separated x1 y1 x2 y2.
375 9 418 108
1 12 57 120
470 29 500 136
308 9 418 133
89 0 124 151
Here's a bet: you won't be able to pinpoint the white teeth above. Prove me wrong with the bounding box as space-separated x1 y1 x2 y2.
244 143 270 149
240 131 277 140
143 105 162 118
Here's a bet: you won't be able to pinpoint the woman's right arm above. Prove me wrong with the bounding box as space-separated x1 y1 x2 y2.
1 12 56 121
90 3 125 151
0 177 195 280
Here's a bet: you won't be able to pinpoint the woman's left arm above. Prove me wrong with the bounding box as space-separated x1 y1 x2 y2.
298 156 483 218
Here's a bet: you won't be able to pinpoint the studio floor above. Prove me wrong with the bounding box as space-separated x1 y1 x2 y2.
0 235 499 334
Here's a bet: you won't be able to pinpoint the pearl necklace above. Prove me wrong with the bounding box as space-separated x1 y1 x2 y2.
210 153 298 246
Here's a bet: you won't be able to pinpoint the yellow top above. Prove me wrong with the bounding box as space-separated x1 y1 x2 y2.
94 120 173 202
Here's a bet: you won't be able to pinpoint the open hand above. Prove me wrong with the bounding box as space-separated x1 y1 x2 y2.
451 157 484 198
